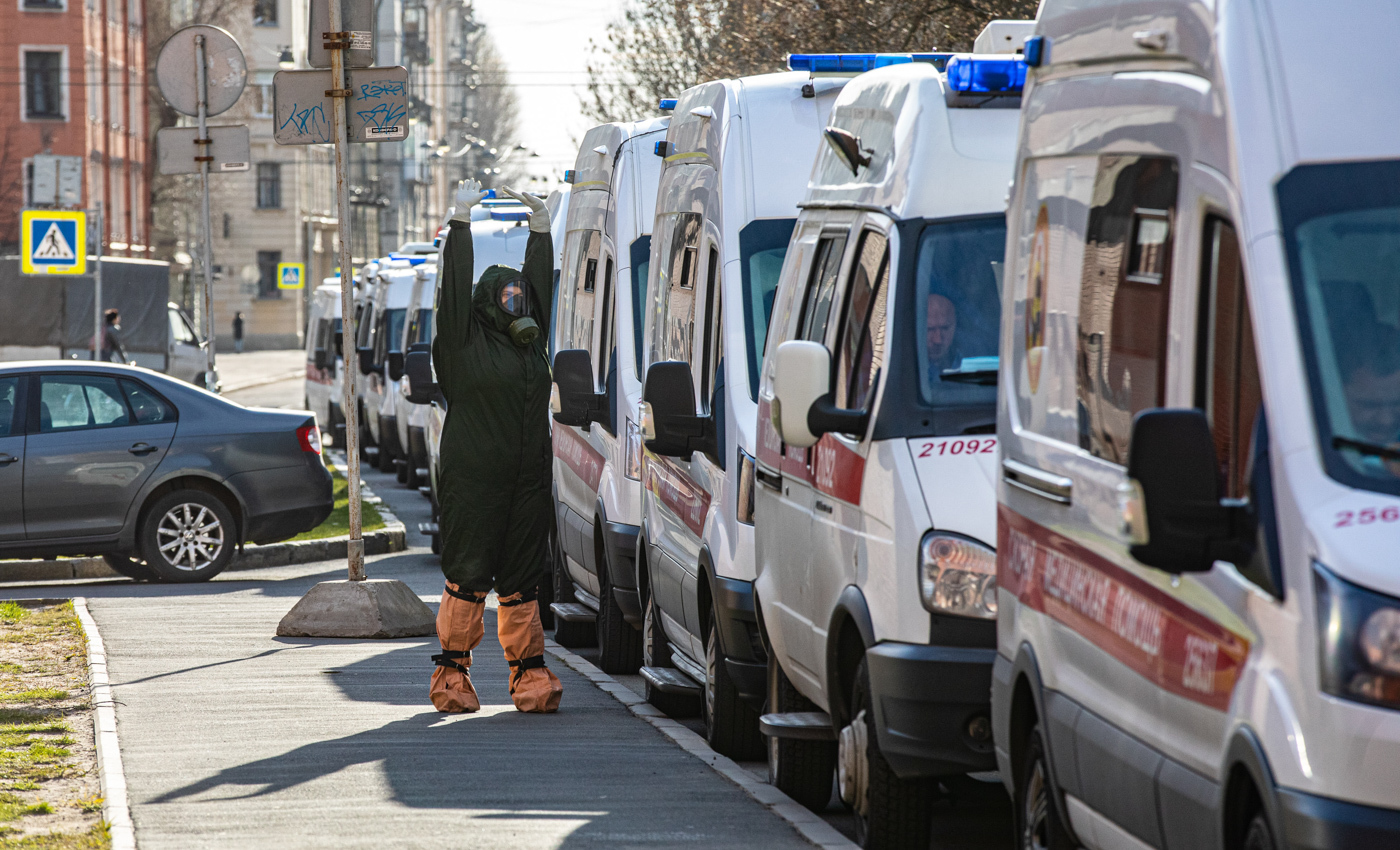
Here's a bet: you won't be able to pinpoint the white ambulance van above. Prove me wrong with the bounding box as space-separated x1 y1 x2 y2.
757 40 1028 846
392 260 437 490
635 69 854 758
304 279 344 440
355 258 419 473
351 260 384 463
546 116 668 668
993 2 1400 849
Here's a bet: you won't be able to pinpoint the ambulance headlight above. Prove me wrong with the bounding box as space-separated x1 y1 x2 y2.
919 532 997 620
1315 562 1400 709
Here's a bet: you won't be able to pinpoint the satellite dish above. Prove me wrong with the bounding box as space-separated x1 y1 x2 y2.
156 25 247 118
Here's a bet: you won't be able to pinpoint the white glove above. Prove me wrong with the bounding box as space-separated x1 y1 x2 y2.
450 179 488 222
499 187 550 233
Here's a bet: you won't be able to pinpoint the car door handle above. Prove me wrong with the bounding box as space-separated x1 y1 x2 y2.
128 443 159 456
0 454 16 465
1002 458 1072 504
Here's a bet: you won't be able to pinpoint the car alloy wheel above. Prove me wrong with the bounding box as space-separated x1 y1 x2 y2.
156 502 225 571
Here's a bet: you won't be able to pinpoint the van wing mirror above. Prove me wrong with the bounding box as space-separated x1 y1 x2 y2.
404 345 436 404
1126 409 1253 573
386 351 405 382
313 348 329 371
357 346 376 376
332 330 343 355
771 340 869 447
641 361 715 458
551 349 607 429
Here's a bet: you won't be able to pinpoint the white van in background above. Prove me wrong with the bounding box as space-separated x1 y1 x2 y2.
756 40 1026 846
547 116 668 668
352 260 384 462
392 260 437 490
355 258 419 473
635 69 850 758
993 3 1400 849
303 280 345 439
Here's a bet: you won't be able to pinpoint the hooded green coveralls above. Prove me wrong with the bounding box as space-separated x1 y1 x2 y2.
431 218 554 597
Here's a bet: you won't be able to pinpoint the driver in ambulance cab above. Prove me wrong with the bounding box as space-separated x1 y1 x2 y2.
926 293 961 371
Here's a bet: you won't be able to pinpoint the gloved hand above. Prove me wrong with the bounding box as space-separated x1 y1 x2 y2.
450 179 488 223
499 187 550 233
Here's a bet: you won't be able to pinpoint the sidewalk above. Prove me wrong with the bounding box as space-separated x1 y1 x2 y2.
217 349 306 393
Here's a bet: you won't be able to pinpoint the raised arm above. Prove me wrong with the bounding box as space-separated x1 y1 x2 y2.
498 188 554 336
431 180 488 387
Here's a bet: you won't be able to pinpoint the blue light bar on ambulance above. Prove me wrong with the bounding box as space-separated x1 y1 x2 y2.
658 98 677 111
786 53 952 73
490 210 530 222
943 55 1027 94
387 254 429 265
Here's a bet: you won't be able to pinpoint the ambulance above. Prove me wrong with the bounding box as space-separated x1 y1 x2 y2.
392 259 437 490
756 31 1028 847
992 2 1400 849
355 257 422 475
303 279 345 441
545 117 669 666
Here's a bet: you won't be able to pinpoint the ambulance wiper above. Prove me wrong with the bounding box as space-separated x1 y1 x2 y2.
1333 435 1400 462
940 367 998 386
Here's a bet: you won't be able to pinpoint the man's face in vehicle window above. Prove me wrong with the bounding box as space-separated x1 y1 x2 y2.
1347 362 1400 446
926 294 957 366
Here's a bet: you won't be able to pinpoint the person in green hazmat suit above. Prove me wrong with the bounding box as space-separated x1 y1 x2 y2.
428 179 562 714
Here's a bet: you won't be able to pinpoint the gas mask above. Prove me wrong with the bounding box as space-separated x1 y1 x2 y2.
499 277 539 346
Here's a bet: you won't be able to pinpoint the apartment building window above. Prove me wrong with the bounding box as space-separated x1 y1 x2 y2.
253 0 276 26
22 0 65 12
256 163 281 209
258 251 283 299
23 51 64 120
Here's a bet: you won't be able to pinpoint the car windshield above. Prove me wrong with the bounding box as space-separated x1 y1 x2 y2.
1278 159 1400 496
382 308 407 353
740 218 797 400
913 216 1006 407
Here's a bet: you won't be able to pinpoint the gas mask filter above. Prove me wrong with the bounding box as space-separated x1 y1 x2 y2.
500 277 539 346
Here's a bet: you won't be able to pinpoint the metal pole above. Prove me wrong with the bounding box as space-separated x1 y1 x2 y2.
329 0 365 581
195 34 218 391
92 204 103 361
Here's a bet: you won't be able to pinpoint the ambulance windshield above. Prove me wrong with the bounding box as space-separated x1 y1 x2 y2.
741 218 798 400
1279 160 1400 495
914 216 1006 407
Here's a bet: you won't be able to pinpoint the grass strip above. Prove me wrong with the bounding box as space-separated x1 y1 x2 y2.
289 456 386 542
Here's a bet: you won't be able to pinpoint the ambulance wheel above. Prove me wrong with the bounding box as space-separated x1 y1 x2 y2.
1243 812 1276 850
846 656 935 849
358 410 375 463
704 607 763 759
551 528 593 648
595 542 641 674
1015 723 1074 850
767 651 836 811
642 589 699 717
102 554 161 582
405 460 421 490
377 421 395 473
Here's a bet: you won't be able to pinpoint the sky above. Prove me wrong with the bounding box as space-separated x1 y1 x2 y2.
471 0 627 182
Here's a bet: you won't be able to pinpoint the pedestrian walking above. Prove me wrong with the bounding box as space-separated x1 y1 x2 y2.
428 180 561 714
233 312 245 354
101 309 129 363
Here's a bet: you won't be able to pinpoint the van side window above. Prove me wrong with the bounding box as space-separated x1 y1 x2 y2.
572 230 601 355
700 246 722 409
597 255 614 388
835 229 890 412
1076 155 1179 463
799 235 847 343
662 214 702 362
1195 217 1261 499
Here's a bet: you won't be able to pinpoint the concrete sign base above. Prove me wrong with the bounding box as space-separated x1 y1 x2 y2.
276 579 435 638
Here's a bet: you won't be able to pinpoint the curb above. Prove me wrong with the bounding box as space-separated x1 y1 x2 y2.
73 597 136 850
0 480 406 584
542 639 857 850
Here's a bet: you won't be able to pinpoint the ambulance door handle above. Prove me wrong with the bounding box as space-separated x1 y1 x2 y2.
755 467 782 491
1002 458 1072 505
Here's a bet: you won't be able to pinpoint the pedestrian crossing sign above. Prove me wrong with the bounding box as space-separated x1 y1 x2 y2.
20 210 86 276
277 262 305 290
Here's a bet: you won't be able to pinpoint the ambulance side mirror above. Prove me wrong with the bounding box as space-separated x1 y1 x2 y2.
404 346 436 404
1126 409 1252 573
772 340 870 447
641 361 715 458
551 349 607 429
312 348 329 372
357 346 376 376
386 351 405 382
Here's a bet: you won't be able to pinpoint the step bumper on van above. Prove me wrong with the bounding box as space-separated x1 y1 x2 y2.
1278 787 1400 849
865 641 998 779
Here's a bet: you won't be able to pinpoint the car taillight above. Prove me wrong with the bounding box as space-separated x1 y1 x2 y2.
297 424 323 454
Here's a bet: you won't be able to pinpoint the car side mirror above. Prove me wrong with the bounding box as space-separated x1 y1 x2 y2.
332 331 343 354
771 340 869 447
551 349 607 429
404 346 436 404
1126 409 1252 573
641 361 715 458
357 346 375 376
387 351 405 382
313 348 329 371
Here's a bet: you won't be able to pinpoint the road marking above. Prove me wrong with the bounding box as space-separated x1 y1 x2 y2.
74 597 136 850
543 638 857 850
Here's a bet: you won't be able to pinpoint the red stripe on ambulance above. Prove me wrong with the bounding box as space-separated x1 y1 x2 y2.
998 506 1249 712
552 426 604 492
645 456 710 537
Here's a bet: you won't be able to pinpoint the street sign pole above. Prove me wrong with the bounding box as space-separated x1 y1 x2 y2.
195 34 218 390
92 203 103 361
327 2 365 582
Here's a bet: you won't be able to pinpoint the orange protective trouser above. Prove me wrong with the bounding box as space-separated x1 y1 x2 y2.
496 591 562 713
429 583 486 713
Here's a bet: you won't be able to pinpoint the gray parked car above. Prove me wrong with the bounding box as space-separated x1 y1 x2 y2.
0 362 333 582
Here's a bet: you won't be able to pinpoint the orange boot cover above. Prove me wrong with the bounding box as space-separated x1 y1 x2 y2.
430 583 486 712
496 592 562 713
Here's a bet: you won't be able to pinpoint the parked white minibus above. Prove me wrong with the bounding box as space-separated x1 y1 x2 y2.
303 280 344 439
547 116 668 669
993 2 1400 849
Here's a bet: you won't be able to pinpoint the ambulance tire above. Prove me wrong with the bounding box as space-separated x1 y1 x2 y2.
1243 812 1276 850
767 652 836 812
595 543 641 673
704 607 763 760
377 420 395 473
642 589 699 717
850 657 935 849
551 528 594 648
1015 723 1074 850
